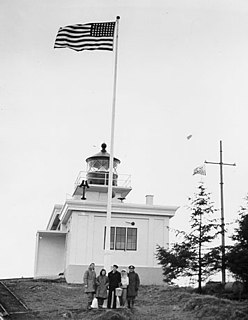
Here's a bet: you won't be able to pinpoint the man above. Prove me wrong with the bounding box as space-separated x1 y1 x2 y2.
127 265 140 309
107 264 121 309
83 263 96 310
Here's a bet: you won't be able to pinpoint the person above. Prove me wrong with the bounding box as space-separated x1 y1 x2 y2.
120 269 129 307
107 264 121 309
95 269 109 309
83 263 96 310
127 265 140 309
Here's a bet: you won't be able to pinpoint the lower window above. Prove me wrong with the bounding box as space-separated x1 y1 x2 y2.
104 226 137 251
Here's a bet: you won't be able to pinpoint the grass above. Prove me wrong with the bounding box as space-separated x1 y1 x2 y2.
1 278 248 320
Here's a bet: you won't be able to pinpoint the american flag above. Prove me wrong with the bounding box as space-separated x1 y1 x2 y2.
193 165 206 176
54 21 116 52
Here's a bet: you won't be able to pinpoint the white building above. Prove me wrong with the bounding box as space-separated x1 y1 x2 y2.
34 143 178 285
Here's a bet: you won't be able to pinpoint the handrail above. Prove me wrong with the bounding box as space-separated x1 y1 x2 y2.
74 171 131 189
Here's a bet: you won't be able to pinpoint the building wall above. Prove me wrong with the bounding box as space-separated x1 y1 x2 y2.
65 264 164 285
91 215 150 266
65 212 90 266
63 211 169 284
66 211 169 267
34 232 66 278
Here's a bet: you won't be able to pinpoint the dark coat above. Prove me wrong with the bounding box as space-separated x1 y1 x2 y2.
96 275 109 299
127 272 140 297
108 270 121 289
83 268 96 293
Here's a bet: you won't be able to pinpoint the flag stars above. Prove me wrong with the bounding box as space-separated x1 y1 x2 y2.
91 22 115 37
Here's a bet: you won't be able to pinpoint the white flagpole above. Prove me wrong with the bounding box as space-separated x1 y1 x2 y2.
104 16 120 271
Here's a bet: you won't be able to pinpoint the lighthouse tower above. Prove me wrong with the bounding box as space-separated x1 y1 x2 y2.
72 143 132 202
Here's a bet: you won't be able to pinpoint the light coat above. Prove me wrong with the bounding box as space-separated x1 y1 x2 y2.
121 275 129 288
83 268 96 293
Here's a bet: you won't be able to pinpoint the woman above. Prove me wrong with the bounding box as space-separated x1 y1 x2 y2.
120 269 129 307
95 269 109 308
83 263 97 310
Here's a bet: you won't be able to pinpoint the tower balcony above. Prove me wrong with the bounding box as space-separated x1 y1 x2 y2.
74 171 131 189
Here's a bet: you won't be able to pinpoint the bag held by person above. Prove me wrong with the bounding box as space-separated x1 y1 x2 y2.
115 287 123 297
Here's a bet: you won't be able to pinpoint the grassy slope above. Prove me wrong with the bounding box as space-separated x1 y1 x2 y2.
2 279 248 320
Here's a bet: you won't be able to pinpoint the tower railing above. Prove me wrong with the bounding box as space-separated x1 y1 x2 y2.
74 171 131 189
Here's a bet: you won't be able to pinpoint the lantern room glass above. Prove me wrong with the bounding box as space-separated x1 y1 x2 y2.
87 159 118 174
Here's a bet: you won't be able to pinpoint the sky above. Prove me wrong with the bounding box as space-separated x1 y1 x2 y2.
1 0 248 279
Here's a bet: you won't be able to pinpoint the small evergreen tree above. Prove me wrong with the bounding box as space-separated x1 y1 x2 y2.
157 182 219 292
226 195 248 291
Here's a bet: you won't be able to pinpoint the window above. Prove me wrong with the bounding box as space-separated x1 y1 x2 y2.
110 227 115 250
126 228 137 250
104 226 137 251
115 227 126 250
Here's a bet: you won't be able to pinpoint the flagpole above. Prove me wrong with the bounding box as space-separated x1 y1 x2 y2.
104 16 120 271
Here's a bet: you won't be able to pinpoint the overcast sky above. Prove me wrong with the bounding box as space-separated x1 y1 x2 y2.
1 0 248 278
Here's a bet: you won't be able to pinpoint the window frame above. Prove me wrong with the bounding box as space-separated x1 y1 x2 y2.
104 226 137 251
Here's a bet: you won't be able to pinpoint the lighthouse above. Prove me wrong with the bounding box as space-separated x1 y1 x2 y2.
34 144 178 285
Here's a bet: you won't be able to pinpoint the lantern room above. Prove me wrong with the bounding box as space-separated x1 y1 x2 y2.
86 143 120 186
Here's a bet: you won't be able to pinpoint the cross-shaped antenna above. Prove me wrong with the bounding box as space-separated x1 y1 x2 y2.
79 180 89 200
205 140 236 284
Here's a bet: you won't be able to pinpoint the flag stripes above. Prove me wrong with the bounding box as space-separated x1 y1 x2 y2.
54 22 116 51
